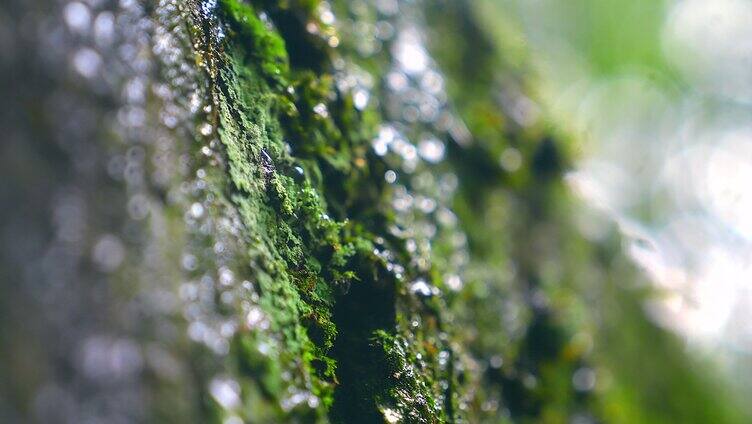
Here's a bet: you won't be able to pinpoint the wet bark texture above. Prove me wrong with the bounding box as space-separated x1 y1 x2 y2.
0 1 748 423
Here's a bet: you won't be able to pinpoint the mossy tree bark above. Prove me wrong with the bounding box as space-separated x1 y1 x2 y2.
0 0 748 423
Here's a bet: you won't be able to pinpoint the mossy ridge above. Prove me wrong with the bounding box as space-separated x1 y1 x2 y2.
190 0 462 421
422 1 752 423
420 0 602 421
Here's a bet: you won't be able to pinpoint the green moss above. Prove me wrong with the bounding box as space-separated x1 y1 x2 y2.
220 0 289 84
192 0 744 422
189 0 461 421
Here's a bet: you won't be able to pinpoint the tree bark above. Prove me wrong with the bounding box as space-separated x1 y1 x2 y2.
0 1 747 423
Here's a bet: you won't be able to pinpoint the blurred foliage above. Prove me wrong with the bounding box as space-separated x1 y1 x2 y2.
484 0 676 79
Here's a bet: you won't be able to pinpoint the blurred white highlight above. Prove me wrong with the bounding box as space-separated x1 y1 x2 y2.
561 0 752 353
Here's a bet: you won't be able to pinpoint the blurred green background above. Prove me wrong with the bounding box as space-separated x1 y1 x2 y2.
477 0 752 409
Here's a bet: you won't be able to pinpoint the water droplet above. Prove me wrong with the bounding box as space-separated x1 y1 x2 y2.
127 194 150 220
280 389 319 411
489 355 503 369
418 137 445 163
190 202 204 218
93 12 115 45
246 307 268 329
445 274 463 291
224 416 243 424
72 48 102 78
500 147 522 172
220 320 237 338
572 367 596 392
410 279 435 297
64 2 91 33
92 235 125 272
199 122 213 136
200 0 218 18
182 254 197 271
438 350 450 366
353 89 369 109
373 125 396 155
219 267 234 286
320 9 335 25
387 71 408 91
79 337 142 379
383 408 402 423
209 377 241 410
394 28 428 74
313 102 329 118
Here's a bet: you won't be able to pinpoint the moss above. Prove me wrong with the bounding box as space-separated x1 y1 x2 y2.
189 0 747 422
193 0 610 421
188 0 461 421
7 1 751 423
220 0 290 84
